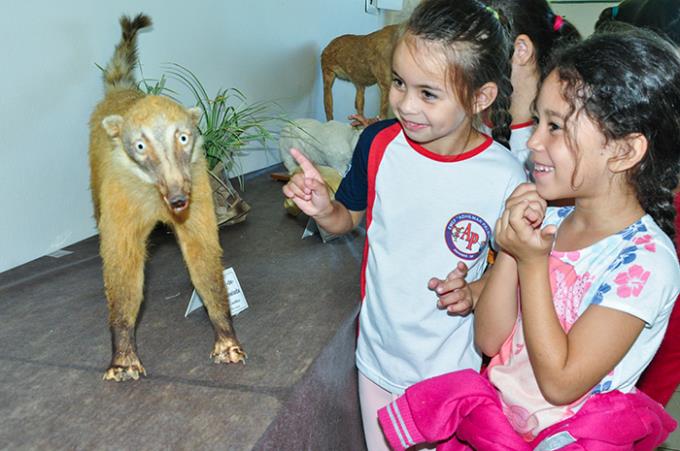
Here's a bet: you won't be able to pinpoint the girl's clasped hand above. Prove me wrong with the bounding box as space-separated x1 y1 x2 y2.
495 183 555 263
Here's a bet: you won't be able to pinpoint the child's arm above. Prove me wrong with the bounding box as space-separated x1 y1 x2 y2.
474 183 547 354
518 260 645 405
499 201 645 405
474 251 519 356
282 148 364 234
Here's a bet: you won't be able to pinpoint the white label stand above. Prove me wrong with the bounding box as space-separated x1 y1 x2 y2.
185 267 248 317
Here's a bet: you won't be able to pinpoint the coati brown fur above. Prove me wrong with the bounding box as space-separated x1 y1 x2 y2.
89 13 245 381
321 24 400 121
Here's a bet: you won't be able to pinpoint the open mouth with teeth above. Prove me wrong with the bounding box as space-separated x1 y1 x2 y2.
533 163 555 174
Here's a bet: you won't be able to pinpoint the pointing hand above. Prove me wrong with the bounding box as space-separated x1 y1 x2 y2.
282 148 333 218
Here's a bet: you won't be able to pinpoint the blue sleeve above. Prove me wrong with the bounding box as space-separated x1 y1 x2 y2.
335 119 397 212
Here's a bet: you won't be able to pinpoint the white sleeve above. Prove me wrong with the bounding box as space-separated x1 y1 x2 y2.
590 240 680 326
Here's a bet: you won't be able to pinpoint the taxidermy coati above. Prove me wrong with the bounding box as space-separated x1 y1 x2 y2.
89 13 245 381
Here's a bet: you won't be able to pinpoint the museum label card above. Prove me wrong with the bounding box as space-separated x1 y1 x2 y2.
185 267 248 317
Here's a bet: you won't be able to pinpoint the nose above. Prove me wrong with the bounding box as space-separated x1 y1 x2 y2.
527 126 543 154
393 89 416 116
168 194 188 211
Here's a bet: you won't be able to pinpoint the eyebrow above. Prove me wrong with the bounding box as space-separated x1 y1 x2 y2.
391 69 444 92
542 108 567 120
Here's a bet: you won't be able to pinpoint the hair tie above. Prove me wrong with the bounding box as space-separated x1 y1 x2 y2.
553 14 564 32
484 5 500 21
612 5 619 18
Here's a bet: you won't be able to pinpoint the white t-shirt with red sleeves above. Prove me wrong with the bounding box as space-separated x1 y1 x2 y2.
335 119 527 394
487 206 680 440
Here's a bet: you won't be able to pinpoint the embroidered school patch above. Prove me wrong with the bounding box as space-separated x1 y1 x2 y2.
445 213 491 260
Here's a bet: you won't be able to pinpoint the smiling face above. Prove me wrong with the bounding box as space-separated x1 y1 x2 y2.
389 36 476 155
528 70 613 201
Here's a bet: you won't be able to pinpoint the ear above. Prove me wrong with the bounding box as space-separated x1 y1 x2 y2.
473 82 498 114
608 133 648 173
187 107 203 127
102 115 124 138
512 34 536 67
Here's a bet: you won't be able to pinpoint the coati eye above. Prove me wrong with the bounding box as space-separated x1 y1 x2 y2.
179 133 189 144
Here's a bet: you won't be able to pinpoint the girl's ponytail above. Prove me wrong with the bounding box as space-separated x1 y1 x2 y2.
550 12 581 47
634 160 678 242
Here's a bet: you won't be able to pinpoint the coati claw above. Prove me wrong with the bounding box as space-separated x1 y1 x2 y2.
103 348 146 382
102 363 147 382
211 345 247 364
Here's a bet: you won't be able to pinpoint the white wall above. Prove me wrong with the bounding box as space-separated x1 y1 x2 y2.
0 0 387 272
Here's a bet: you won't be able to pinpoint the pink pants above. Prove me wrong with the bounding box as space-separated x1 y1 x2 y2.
358 372 435 451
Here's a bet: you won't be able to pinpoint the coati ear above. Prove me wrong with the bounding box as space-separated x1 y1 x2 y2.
187 107 203 127
102 115 124 138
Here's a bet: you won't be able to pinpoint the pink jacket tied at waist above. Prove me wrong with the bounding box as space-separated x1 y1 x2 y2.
378 369 676 450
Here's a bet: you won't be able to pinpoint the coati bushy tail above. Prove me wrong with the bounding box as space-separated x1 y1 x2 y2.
103 13 152 92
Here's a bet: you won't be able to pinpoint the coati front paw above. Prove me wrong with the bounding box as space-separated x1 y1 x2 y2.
210 339 246 364
103 351 147 382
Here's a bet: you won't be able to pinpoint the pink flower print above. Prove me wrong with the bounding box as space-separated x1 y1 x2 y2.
549 256 594 331
614 265 650 298
552 251 580 261
633 234 656 252
566 251 580 262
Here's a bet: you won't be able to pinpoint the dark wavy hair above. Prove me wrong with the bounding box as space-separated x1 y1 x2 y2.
483 0 581 78
596 0 680 46
547 30 680 240
403 0 514 148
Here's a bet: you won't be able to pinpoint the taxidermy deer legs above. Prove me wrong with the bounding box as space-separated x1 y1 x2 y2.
323 68 336 121
355 85 366 119
323 73 390 122
377 78 391 119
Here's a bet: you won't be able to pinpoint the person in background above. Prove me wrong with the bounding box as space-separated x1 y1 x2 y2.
480 0 580 173
596 0 680 44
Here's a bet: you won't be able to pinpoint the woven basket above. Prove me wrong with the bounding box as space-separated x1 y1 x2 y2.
208 162 251 227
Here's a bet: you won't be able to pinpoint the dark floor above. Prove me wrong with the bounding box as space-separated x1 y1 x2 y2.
0 165 367 451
